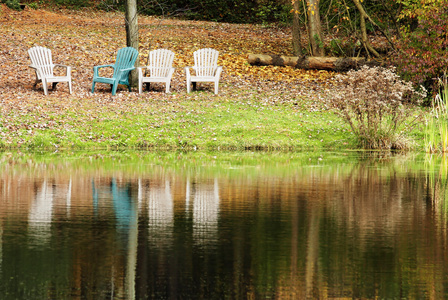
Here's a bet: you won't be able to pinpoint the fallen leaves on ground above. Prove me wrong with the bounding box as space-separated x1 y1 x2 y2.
0 4 336 146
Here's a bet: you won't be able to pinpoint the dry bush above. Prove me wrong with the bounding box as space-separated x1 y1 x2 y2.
330 66 425 150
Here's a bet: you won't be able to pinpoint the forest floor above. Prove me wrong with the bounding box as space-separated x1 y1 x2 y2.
0 5 415 150
1 5 336 94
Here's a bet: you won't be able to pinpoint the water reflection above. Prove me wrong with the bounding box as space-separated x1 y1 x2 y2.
190 178 220 245
28 180 54 245
0 152 447 299
143 178 174 245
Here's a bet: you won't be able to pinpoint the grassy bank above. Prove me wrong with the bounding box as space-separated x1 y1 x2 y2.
0 6 426 151
0 84 359 150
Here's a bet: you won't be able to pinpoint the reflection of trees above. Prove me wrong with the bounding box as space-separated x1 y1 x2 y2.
217 161 444 299
423 156 448 299
0 177 74 298
0 215 2 275
2 157 448 298
298 163 436 299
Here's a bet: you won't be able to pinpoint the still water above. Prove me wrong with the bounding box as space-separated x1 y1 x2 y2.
0 151 447 299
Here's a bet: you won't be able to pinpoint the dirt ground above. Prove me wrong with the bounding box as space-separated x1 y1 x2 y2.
0 4 335 102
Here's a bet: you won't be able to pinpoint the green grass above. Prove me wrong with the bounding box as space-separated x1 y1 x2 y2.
0 8 427 152
0 86 362 151
425 79 448 153
1 149 429 178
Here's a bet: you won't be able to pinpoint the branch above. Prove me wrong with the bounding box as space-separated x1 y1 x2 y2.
351 0 396 51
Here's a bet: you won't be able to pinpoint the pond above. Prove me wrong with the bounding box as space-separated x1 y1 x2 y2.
0 151 447 299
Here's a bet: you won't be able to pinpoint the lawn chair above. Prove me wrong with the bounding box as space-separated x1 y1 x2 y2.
138 49 175 93
28 46 72 96
185 48 223 95
91 47 139 96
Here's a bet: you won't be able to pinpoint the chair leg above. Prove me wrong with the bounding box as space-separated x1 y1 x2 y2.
32 72 39 89
43 80 48 96
68 81 73 94
166 82 170 93
214 81 219 94
112 83 118 96
91 82 96 93
186 80 191 93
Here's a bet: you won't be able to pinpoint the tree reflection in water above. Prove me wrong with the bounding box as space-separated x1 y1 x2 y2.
0 152 447 299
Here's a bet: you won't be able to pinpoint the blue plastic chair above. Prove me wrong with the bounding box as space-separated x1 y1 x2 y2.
91 47 139 95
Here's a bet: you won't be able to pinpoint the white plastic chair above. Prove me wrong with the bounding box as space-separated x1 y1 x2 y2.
185 48 223 95
28 46 72 96
138 49 175 93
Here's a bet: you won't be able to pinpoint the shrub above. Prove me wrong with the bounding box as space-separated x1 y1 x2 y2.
135 0 291 24
3 0 22 10
27 2 38 9
330 66 425 150
35 0 92 9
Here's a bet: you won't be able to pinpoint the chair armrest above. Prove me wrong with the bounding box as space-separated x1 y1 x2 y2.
94 64 115 69
117 67 136 80
29 65 44 79
119 67 135 72
93 64 114 77
54 64 72 76
168 67 175 78
54 64 70 68
185 67 192 79
137 66 146 78
115 67 135 82
215 66 223 77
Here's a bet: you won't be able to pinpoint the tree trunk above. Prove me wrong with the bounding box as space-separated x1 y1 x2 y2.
248 54 371 71
352 0 380 58
125 0 139 86
306 0 325 56
292 0 303 56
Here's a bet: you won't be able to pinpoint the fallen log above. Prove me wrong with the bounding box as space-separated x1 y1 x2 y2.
248 54 373 71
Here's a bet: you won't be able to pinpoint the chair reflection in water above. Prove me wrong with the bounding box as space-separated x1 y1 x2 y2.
28 179 72 245
186 178 220 245
110 178 139 300
139 177 220 245
28 180 53 244
139 179 174 245
111 179 137 247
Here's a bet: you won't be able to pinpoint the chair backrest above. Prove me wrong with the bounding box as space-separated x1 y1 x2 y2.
114 47 139 80
193 48 219 77
148 49 175 77
28 46 54 77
